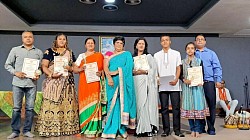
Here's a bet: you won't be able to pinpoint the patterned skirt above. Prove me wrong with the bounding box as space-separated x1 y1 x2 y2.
35 82 80 137
181 84 210 119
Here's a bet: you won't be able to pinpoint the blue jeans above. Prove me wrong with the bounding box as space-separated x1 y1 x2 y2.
11 85 37 134
188 119 201 132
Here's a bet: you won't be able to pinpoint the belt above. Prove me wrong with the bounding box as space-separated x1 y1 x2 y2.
204 80 214 83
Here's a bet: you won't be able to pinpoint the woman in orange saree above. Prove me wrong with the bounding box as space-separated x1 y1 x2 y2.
75 37 104 138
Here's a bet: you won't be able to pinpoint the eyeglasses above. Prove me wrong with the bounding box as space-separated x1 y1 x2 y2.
196 38 205 41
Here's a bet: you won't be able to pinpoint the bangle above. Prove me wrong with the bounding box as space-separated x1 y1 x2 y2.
48 73 52 78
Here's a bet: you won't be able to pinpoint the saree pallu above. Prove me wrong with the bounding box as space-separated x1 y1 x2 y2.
181 57 210 119
133 54 159 134
102 51 136 139
35 50 80 137
78 53 104 137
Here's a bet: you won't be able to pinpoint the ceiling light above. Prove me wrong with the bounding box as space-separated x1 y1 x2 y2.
103 4 118 11
105 0 115 3
124 0 141 5
79 0 96 4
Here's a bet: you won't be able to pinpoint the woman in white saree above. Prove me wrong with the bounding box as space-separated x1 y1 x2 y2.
133 37 159 137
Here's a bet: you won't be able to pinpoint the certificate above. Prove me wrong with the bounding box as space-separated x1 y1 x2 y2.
22 58 39 78
187 66 203 87
159 75 175 85
133 54 150 70
85 62 100 83
54 56 68 76
159 75 175 91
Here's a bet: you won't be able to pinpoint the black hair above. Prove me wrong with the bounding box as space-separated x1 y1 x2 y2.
160 34 171 41
133 37 149 57
52 33 69 51
113 36 125 46
195 34 206 41
185 42 196 50
85 37 96 45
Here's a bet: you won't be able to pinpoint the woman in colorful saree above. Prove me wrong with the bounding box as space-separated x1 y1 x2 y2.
75 37 104 138
101 36 136 139
35 33 80 136
132 37 159 137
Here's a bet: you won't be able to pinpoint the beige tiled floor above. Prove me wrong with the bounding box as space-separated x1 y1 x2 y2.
0 116 250 140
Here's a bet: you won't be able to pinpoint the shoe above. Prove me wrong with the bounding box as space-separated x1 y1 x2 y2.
7 133 19 139
146 132 153 137
161 131 169 137
207 130 216 135
199 129 206 134
152 129 158 136
175 132 185 137
23 132 35 138
127 128 136 135
134 133 141 137
151 125 158 136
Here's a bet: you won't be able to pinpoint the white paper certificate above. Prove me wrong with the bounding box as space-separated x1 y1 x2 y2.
133 54 150 70
22 58 39 78
54 56 68 76
187 66 203 87
159 75 175 91
85 62 100 83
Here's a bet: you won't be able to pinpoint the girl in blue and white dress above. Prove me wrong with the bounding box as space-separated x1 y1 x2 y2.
180 42 209 138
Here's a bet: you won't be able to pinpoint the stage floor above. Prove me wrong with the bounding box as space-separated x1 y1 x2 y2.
0 117 249 140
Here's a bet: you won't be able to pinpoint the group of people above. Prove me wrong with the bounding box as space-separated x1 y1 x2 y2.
5 31 224 139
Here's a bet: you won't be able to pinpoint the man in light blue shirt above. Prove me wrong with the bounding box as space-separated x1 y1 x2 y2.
5 31 43 139
195 34 222 135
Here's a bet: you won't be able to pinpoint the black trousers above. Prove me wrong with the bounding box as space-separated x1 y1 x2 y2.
159 91 181 133
200 81 216 132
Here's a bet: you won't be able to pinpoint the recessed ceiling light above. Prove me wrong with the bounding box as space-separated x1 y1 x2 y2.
105 0 115 3
79 0 96 4
103 4 118 11
124 0 141 5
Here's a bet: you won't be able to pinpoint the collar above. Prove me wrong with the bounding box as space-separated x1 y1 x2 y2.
196 47 208 52
161 48 172 53
21 45 36 49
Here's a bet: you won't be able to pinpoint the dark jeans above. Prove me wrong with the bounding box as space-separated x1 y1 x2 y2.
188 119 201 132
159 91 181 134
200 81 216 132
11 85 37 134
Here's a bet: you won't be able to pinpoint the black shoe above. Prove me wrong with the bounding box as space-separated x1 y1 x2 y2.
146 132 153 137
152 129 158 136
134 133 141 137
161 131 169 137
207 130 216 135
151 125 158 136
199 129 206 134
175 132 185 137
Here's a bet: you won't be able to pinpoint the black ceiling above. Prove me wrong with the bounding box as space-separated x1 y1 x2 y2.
1 0 219 27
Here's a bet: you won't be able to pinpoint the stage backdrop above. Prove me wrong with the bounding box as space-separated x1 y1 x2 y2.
0 34 250 116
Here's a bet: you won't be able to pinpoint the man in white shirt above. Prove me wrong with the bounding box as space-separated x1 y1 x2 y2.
216 80 238 116
154 35 184 137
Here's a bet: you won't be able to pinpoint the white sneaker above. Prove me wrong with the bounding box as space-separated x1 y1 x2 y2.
7 133 19 139
23 132 35 138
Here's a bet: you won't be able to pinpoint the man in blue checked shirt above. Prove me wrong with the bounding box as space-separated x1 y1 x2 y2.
195 34 222 136
5 31 43 139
